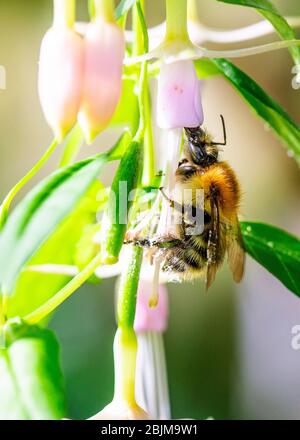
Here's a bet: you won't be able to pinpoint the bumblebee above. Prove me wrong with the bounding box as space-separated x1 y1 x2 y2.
128 116 245 289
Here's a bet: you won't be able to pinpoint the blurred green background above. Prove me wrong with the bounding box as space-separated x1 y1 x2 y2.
0 0 299 419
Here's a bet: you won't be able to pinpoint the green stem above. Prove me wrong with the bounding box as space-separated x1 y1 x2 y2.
133 2 154 185
0 139 59 229
94 0 115 22
134 61 148 143
53 0 75 28
114 245 142 403
132 2 149 142
113 327 138 404
117 245 143 328
132 0 146 57
142 86 155 187
24 253 102 324
165 0 189 41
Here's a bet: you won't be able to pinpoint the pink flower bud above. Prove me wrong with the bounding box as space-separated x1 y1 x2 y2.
156 60 204 129
38 27 84 141
78 19 125 143
134 281 169 333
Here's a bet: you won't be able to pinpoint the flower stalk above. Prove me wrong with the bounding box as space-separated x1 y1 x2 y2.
165 0 189 42
94 0 115 22
24 253 102 324
53 0 75 28
113 245 145 411
0 139 59 229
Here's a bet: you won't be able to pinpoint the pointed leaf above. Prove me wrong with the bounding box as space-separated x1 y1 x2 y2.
241 221 300 297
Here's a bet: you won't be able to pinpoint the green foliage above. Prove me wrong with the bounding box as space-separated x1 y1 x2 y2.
0 133 130 297
7 182 104 319
241 221 300 297
0 321 65 420
195 58 300 164
216 0 300 65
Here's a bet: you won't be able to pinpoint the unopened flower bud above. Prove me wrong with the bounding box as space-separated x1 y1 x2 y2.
157 60 203 129
78 18 125 143
38 27 84 141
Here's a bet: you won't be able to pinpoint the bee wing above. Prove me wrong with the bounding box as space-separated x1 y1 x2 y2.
206 192 221 290
227 218 245 283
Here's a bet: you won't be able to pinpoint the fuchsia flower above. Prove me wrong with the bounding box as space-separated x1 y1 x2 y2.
78 18 125 143
134 281 169 333
156 60 203 129
38 27 84 141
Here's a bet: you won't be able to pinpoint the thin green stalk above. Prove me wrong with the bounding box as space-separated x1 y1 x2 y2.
132 0 146 57
24 253 102 325
53 0 75 28
117 245 143 328
165 0 189 42
114 245 143 404
94 0 115 22
134 61 148 143
142 86 155 187
0 139 59 229
132 2 149 143
133 2 155 186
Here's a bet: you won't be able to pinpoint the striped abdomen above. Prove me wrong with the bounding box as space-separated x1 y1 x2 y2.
162 230 225 280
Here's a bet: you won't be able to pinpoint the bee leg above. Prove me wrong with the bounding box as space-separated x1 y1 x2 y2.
159 187 184 214
159 187 174 207
125 236 181 248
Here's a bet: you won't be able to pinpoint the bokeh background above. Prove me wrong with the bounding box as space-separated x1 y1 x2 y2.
0 0 299 419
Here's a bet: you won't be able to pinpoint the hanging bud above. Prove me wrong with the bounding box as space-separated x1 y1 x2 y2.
38 1 84 141
78 17 125 143
157 60 204 129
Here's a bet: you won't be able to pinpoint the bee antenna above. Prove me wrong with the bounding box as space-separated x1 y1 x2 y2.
210 115 227 146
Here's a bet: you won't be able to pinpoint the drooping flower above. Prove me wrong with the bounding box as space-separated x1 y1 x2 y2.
78 18 125 143
156 60 203 130
38 8 84 141
135 281 171 420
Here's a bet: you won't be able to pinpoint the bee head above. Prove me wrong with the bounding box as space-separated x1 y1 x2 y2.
184 126 219 167
184 116 226 167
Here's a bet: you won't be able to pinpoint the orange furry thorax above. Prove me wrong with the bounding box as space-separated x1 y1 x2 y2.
177 161 241 221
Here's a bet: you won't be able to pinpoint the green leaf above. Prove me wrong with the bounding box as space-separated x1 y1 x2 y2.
216 0 300 65
0 133 130 296
58 125 83 168
241 221 300 297
194 59 221 79
0 321 65 420
115 0 137 20
7 182 104 319
201 58 300 164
